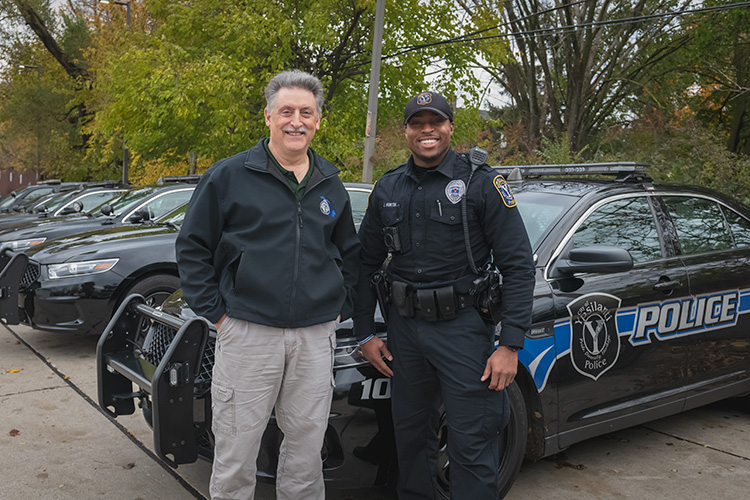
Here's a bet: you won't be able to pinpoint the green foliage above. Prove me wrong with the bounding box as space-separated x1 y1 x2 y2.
83 0 497 183
536 133 588 164
595 111 750 205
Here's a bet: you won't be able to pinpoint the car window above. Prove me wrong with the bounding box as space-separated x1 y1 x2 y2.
571 196 661 264
347 189 370 226
0 193 17 209
23 187 55 203
662 196 733 255
29 193 61 211
64 190 125 214
722 207 750 247
515 191 575 248
140 189 194 219
101 187 157 216
34 190 84 212
158 203 189 225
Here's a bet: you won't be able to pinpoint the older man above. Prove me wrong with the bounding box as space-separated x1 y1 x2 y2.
176 70 360 500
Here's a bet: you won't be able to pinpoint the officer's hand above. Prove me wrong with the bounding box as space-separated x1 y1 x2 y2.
481 346 518 391
360 337 393 378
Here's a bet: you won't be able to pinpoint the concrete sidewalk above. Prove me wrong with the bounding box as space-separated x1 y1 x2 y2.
0 323 210 500
2 321 750 500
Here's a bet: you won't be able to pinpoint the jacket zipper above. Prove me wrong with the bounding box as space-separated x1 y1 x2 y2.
287 202 303 324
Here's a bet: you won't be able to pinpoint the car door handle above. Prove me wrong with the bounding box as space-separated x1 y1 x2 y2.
653 280 681 291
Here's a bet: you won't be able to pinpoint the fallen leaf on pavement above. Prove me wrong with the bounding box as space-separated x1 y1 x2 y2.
9 429 20 437
6 369 21 373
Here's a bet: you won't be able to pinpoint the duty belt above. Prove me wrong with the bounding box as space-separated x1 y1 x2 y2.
390 280 474 322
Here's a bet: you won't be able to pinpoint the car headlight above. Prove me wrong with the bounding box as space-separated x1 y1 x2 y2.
48 259 119 279
0 238 47 251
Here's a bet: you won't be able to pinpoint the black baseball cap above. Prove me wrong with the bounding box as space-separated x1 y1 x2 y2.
404 91 454 124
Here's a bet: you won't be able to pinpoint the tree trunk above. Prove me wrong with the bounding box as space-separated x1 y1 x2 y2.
11 0 90 83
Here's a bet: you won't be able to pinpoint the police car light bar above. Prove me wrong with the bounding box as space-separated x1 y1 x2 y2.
156 175 203 185
495 162 650 181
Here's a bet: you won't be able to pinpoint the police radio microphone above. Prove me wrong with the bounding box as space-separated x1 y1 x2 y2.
463 147 489 275
469 147 488 172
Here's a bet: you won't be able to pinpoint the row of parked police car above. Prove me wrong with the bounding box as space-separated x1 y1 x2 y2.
2 164 750 499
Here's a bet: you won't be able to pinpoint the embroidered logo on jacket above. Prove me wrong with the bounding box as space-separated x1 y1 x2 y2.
320 196 336 217
493 175 516 208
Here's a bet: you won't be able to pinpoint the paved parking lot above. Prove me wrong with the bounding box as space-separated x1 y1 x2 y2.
2 322 749 500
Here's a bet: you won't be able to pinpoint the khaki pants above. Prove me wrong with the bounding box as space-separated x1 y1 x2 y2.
209 317 336 500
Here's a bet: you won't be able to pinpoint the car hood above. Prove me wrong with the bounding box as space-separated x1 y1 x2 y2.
26 224 179 264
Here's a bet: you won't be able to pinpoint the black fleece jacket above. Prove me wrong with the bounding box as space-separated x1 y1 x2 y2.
175 139 360 328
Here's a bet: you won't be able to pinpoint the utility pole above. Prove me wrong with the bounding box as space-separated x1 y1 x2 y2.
18 64 41 181
101 1 131 184
361 0 385 183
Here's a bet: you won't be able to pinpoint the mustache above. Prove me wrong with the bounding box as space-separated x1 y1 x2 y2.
282 126 308 134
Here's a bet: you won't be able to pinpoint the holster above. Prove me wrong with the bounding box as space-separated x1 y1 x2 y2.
477 283 503 325
391 281 413 318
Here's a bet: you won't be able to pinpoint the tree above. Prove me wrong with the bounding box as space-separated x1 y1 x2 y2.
678 1 749 155
0 1 118 180
477 0 692 152
85 0 502 181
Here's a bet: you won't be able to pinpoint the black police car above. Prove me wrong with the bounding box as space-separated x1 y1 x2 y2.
95 164 750 498
0 177 198 253
0 183 127 231
14 204 188 335
0 180 84 213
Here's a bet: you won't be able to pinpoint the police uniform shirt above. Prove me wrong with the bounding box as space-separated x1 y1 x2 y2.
354 148 535 349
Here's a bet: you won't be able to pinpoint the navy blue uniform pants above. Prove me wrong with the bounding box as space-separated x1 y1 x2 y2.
387 305 509 500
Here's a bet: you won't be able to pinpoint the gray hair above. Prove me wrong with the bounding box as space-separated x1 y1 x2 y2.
265 70 324 116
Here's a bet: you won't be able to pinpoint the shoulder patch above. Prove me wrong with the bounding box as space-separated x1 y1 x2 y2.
493 175 516 208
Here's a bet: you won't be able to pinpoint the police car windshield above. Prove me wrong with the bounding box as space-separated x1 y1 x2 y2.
0 195 15 209
514 191 576 249
31 190 78 212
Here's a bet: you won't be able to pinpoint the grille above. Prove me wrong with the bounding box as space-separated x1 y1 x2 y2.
145 321 214 384
20 261 41 290
196 337 215 384
144 321 176 366
195 428 212 450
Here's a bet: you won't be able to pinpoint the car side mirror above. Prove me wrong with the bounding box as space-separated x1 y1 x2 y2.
129 207 153 223
100 204 113 216
58 201 82 215
551 246 633 278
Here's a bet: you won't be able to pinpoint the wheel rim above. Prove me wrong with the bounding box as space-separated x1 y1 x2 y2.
437 413 450 495
138 289 173 333
436 411 514 499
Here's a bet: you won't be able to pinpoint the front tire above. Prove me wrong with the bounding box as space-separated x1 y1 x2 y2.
437 380 528 499
123 274 181 332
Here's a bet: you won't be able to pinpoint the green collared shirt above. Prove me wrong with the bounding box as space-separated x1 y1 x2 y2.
263 138 314 201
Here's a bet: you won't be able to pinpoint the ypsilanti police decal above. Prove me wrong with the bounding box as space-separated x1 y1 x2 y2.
567 293 621 380
524 288 750 391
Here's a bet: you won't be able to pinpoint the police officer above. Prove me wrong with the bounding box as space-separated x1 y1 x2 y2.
353 91 535 500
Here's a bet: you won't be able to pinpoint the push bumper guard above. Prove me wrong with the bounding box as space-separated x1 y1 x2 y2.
0 249 28 325
97 293 209 467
